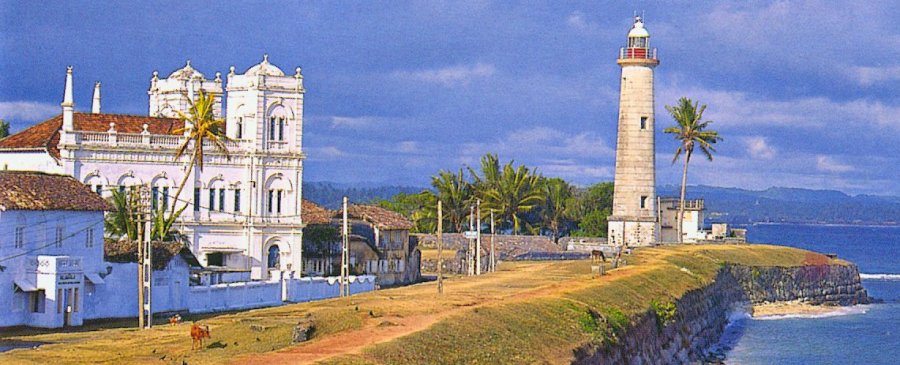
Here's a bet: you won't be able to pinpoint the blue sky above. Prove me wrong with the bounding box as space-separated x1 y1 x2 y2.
1 1 898 194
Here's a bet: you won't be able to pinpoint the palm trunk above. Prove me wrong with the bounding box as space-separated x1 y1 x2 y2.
169 149 198 217
678 151 692 243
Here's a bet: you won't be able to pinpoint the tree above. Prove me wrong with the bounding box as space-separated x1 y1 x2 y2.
375 191 437 233
664 97 722 242
0 119 9 139
105 189 185 242
428 169 472 233
170 89 231 217
482 161 545 234
539 178 574 242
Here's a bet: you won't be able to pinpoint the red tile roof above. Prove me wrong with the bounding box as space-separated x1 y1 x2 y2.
302 199 334 225
0 170 112 211
346 204 414 230
0 113 184 159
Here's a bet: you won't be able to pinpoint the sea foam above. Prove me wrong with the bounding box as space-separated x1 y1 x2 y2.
860 273 900 281
754 305 870 320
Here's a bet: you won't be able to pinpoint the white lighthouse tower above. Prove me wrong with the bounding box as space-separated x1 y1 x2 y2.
607 16 659 247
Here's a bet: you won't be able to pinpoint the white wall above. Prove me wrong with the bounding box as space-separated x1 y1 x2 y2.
285 275 376 303
188 281 282 314
83 259 190 320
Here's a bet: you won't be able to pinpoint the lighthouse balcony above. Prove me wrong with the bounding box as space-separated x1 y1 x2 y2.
619 47 657 60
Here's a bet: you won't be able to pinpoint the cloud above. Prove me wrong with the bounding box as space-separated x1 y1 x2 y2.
742 136 776 160
565 11 599 33
330 116 377 128
658 85 900 130
392 63 496 87
851 65 900 87
308 146 346 161
0 101 58 121
397 141 419 153
816 155 854 173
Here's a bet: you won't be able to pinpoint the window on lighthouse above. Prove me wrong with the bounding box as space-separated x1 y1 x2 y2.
640 116 648 130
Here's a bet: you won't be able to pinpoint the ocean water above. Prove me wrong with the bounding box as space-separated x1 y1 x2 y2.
722 223 900 364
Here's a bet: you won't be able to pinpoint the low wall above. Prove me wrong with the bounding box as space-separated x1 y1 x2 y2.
84 261 190 320
188 281 283 314
576 263 870 364
285 275 376 303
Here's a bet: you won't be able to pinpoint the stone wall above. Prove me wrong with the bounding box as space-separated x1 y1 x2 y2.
575 263 870 364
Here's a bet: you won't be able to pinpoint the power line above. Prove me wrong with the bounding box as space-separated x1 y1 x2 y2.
0 219 104 263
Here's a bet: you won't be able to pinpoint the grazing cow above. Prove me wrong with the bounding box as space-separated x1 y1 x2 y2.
591 250 606 263
190 323 211 350
169 314 182 326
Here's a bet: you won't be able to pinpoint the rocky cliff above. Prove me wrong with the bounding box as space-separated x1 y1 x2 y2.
576 262 869 364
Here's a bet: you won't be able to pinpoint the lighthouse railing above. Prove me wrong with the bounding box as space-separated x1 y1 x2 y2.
619 47 657 60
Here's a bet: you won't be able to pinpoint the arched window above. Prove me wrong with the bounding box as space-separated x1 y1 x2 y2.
267 245 281 269
235 117 243 139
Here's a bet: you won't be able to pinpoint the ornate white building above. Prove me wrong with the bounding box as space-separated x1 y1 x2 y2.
0 55 307 280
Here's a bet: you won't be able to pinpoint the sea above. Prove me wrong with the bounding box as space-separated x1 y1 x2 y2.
719 223 900 364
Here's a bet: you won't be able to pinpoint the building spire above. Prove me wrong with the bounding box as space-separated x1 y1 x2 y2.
62 66 75 131
92 81 101 114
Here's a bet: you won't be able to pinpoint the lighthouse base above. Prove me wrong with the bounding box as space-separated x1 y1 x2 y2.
607 217 657 247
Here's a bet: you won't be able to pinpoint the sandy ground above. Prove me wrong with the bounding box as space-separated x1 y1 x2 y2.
752 301 840 318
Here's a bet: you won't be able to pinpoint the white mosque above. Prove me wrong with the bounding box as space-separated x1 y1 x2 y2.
0 55 307 280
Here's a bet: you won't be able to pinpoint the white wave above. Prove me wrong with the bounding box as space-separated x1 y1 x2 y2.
860 273 900 280
755 305 870 320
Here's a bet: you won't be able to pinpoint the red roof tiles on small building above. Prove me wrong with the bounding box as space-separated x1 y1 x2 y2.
0 113 185 159
302 199 334 225
345 204 414 230
0 170 112 211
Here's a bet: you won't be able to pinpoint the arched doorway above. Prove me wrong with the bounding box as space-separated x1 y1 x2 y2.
267 245 281 270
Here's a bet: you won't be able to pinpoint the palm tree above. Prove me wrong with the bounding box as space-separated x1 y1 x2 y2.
664 97 722 242
483 161 545 234
105 189 186 242
539 178 573 242
170 89 231 217
428 169 472 233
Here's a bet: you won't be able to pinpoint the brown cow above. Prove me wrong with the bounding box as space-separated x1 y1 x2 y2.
169 314 182 326
191 323 211 350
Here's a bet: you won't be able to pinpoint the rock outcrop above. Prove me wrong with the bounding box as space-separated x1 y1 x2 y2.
575 263 869 364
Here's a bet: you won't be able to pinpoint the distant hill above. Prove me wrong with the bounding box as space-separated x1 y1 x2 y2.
303 181 425 209
303 181 900 225
657 185 900 226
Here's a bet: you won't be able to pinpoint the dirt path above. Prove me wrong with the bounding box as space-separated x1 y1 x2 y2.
229 261 654 365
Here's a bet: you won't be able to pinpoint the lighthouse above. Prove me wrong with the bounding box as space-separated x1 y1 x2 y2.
607 16 659 247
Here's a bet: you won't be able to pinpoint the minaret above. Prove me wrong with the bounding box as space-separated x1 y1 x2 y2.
92 82 101 114
607 16 659 247
62 66 75 131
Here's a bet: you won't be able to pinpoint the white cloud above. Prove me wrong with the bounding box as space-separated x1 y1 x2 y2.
0 101 58 121
816 155 854 173
566 11 596 32
308 146 346 161
658 85 900 130
851 65 900 87
393 63 496 87
742 136 776 160
330 116 376 128
397 141 419 153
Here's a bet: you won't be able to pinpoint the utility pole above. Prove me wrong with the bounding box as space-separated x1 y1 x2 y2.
490 210 495 272
467 205 475 276
476 199 481 275
139 184 153 329
135 187 144 329
437 200 443 294
341 196 350 297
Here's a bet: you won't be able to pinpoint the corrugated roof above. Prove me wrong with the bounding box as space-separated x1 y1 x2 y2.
0 113 184 159
0 171 112 211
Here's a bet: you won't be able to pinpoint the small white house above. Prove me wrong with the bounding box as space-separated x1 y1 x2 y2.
0 171 110 328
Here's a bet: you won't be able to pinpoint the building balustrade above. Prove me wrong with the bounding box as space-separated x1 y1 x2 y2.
72 131 252 151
